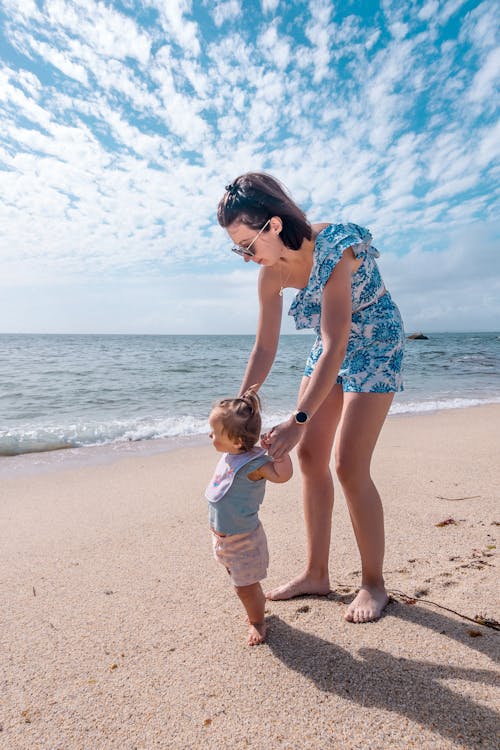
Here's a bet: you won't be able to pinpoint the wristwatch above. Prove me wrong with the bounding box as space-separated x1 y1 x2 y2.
293 410 309 424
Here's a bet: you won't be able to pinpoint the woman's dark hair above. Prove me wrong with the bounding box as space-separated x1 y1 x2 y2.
212 385 262 452
217 172 312 251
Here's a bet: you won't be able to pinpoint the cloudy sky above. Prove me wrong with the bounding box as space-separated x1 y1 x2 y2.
0 0 498 335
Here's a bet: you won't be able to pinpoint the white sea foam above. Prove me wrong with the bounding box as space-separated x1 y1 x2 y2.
0 415 210 456
389 396 500 415
2 396 500 457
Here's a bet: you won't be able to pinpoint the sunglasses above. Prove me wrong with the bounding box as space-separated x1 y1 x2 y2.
231 219 271 257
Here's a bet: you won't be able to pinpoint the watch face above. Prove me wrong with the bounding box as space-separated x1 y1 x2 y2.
295 411 308 423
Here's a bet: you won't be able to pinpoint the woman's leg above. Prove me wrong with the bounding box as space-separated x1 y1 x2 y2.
335 391 394 622
266 380 344 600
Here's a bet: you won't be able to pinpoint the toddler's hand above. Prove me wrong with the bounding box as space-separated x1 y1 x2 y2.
260 432 272 449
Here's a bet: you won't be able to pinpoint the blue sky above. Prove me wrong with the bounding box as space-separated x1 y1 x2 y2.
0 0 498 334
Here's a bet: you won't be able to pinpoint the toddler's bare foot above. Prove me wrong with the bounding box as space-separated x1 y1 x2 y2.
266 573 330 601
247 621 266 646
344 585 388 623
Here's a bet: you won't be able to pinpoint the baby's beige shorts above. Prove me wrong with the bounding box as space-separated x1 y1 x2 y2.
211 521 269 587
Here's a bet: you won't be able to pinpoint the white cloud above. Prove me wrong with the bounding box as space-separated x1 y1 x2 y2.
261 0 280 12
149 0 201 57
0 68 51 130
477 120 500 167
467 47 500 103
29 39 90 85
418 0 439 21
45 0 151 65
389 22 409 40
425 175 479 202
305 0 333 83
365 29 381 49
459 0 498 51
258 23 291 69
439 0 469 25
212 0 242 27
1 0 41 23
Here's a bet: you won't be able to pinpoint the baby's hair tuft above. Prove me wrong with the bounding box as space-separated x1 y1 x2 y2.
212 384 262 451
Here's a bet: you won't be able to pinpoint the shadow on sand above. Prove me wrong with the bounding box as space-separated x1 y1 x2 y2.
266 607 499 750
325 592 499 663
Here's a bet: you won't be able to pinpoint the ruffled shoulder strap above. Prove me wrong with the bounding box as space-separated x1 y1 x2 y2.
315 223 379 289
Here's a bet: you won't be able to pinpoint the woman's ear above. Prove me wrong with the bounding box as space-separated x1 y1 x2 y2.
270 217 283 235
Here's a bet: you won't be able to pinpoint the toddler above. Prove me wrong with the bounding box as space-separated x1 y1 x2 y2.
206 386 293 645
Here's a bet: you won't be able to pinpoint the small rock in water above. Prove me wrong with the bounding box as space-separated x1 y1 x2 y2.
407 332 429 340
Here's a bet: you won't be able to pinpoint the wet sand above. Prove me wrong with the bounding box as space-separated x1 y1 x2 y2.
1 405 499 749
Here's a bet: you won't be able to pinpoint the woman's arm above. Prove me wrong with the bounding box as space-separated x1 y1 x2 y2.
239 268 283 395
264 250 356 458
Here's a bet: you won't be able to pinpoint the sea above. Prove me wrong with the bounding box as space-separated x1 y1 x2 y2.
1 332 499 474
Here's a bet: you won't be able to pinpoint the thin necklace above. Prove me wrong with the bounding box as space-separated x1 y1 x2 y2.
278 260 292 296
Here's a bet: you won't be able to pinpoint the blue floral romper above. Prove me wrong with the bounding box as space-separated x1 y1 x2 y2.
289 223 405 392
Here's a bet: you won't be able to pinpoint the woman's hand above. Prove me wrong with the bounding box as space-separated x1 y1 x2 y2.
262 417 304 459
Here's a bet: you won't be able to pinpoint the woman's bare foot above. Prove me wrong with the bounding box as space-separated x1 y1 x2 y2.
247 621 266 646
266 573 331 601
344 585 389 623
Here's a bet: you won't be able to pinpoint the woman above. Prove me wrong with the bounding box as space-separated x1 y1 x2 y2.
217 173 404 623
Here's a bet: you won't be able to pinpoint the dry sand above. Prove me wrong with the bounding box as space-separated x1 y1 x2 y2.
1 405 499 750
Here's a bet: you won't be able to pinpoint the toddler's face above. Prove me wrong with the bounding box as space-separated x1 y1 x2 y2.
208 410 242 454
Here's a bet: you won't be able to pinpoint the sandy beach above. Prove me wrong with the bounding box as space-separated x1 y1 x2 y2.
1 405 499 750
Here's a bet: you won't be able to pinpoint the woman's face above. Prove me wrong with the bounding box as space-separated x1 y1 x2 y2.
227 218 283 265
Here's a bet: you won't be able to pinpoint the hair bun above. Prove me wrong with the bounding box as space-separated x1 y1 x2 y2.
240 384 261 415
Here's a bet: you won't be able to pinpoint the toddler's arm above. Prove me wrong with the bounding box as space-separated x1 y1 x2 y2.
247 455 293 484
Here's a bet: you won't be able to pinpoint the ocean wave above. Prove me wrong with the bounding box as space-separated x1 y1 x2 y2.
0 415 210 456
390 395 500 415
1 397 500 456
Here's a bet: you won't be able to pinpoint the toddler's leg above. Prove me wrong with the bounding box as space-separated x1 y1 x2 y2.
235 582 266 645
